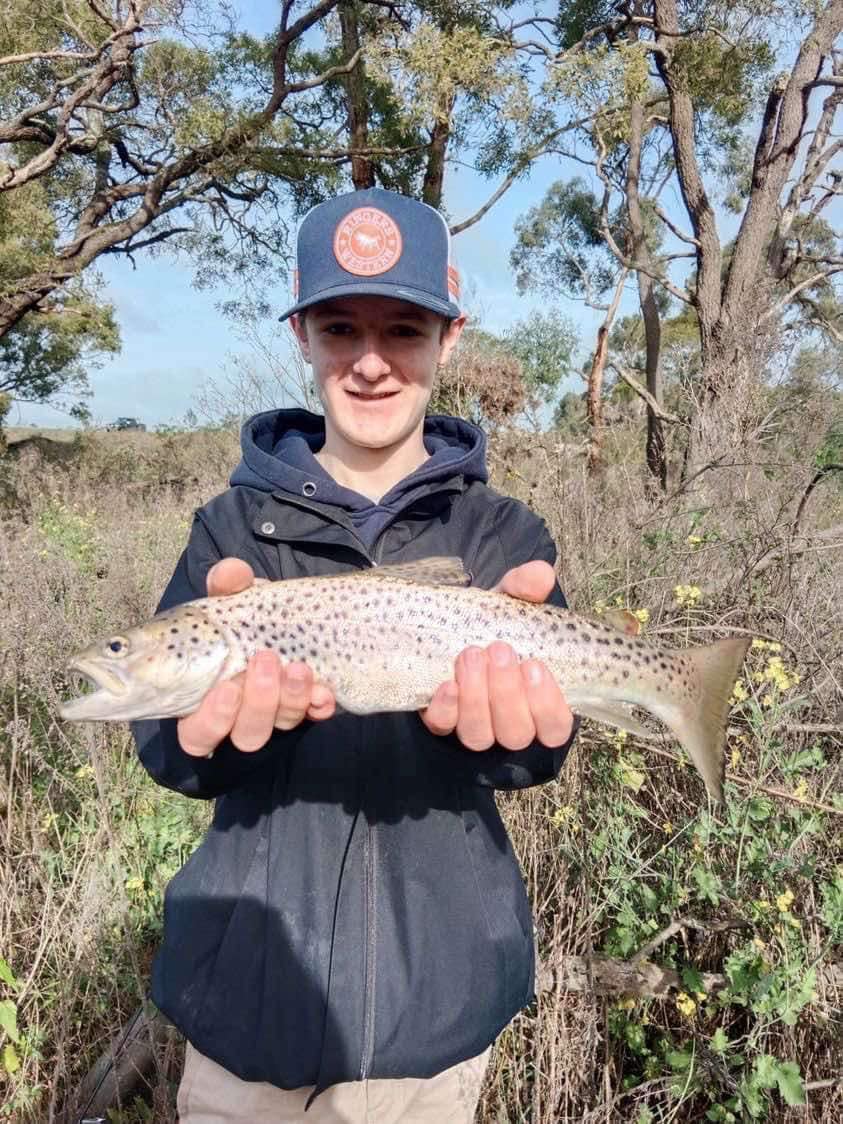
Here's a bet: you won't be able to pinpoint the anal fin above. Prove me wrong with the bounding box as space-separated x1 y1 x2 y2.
573 700 656 740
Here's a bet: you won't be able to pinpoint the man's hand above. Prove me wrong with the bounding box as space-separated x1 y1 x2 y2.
420 561 574 751
177 558 336 757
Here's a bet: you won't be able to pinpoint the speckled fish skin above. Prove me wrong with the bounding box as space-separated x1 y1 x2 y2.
60 557 749 800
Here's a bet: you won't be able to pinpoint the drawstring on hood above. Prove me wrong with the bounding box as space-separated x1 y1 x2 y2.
230 408 489 549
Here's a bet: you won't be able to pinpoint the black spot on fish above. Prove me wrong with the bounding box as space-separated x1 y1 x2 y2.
566 623 577 632
622 670 629 679
258 624 265 632
191 637 199 644
597 638 610 646
581 632 591 642
614 637 624 646
167 644 175 651
170 627 178 635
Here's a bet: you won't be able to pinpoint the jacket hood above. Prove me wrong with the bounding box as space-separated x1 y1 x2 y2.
230 408 488 511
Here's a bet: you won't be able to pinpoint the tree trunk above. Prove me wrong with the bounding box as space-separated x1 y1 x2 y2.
586 270 627 474
626 83 667 491
339 1 375 190
421 93 455 208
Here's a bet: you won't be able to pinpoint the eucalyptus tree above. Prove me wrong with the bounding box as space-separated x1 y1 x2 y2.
510 0 843 486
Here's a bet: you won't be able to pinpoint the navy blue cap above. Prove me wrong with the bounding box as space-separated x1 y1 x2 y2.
279 188 461 322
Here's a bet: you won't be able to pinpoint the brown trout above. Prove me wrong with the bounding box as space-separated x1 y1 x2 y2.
59 557 749 800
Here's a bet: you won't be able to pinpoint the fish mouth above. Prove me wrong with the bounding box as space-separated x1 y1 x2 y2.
59 658 130 720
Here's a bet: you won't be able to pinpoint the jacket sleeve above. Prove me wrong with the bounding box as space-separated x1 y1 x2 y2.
131 512 302 800
449 502 580 791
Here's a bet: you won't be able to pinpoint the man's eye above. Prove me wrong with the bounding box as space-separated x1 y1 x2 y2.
392 325 421 338
324 322 353 335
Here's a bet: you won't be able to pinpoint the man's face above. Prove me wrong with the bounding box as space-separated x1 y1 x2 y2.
291 295 464 456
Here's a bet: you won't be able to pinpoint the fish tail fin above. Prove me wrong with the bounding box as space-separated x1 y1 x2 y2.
662 637 750 802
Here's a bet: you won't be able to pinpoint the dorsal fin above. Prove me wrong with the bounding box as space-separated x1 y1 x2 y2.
601 609 641 637
583 610 642 637
367 557 470 586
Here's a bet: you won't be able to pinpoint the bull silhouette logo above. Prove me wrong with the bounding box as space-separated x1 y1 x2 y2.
334 207 403 276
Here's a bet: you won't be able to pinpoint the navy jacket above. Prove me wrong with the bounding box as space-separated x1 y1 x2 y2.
133 410 575 1098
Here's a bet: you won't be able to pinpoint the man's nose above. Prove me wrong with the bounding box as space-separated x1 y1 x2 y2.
352 337 390 379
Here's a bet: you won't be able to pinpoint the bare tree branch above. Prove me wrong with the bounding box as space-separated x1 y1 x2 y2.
609 362 685 424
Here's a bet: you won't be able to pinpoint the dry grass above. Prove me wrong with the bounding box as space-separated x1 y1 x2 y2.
0 419 840 1122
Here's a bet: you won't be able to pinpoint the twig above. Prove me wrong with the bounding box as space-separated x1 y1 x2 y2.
631 916 750 966
641 744 843 816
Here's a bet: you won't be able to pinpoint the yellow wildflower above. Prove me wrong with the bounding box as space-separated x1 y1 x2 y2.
674 584 702 608
776 889 794 913
752 937 766 951
762 693 775 708
124 877 145 895
633 607 650 625
687 534 703 546
793 779 808 801
752 638 769 649
551 805 575 828
74 764 95 780
675 992 697 1018
755 898 771 911
662 820 674 835
729 678 748 705
730 747 742 769
616 997 636 1011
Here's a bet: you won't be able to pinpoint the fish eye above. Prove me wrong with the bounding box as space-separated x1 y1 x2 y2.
104 635 129 658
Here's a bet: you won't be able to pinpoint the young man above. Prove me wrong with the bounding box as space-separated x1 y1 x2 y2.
133 188 576 1123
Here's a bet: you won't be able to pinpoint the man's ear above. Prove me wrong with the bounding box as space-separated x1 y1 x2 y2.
438 314 467 367
289 313 311 362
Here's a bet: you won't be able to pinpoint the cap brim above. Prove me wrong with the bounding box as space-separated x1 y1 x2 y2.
279 283 461 322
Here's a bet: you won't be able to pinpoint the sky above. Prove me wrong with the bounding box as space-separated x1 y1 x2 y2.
10 1 687 430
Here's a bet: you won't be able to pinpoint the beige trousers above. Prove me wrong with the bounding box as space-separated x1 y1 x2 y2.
177 1041 493 1123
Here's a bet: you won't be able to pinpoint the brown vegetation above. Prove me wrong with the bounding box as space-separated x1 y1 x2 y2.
0 418 840 1121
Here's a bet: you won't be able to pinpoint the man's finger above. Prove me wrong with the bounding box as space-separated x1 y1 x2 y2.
229 652 282 751
177 679 242 756
494 560 555 603
487 642 535 750
207 557 255 597
274 662 314 731
420 680 459 736
521 661 574 747
455 647 494 751
306 682 337 722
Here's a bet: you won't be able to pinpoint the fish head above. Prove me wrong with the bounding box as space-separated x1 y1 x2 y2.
59 603 230 722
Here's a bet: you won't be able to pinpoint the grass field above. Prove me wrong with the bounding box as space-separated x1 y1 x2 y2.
0 419 840 1122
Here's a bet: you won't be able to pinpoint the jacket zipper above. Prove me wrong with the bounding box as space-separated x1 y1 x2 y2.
357 525 398 1079
360 817 377 1079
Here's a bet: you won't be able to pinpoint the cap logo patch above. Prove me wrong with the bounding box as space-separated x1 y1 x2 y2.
334 207 402 276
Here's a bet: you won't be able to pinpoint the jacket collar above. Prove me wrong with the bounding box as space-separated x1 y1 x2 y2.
251 475 466 557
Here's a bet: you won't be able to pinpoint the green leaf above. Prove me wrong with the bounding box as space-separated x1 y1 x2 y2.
693 866 722 905
0 958 18 990
2 1042 20 1074
0 999 20 1044
682 966 705 994
775 1061 805 1106
710 1027 730 1055
666 1048 693 1072
752 1054 779 1090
